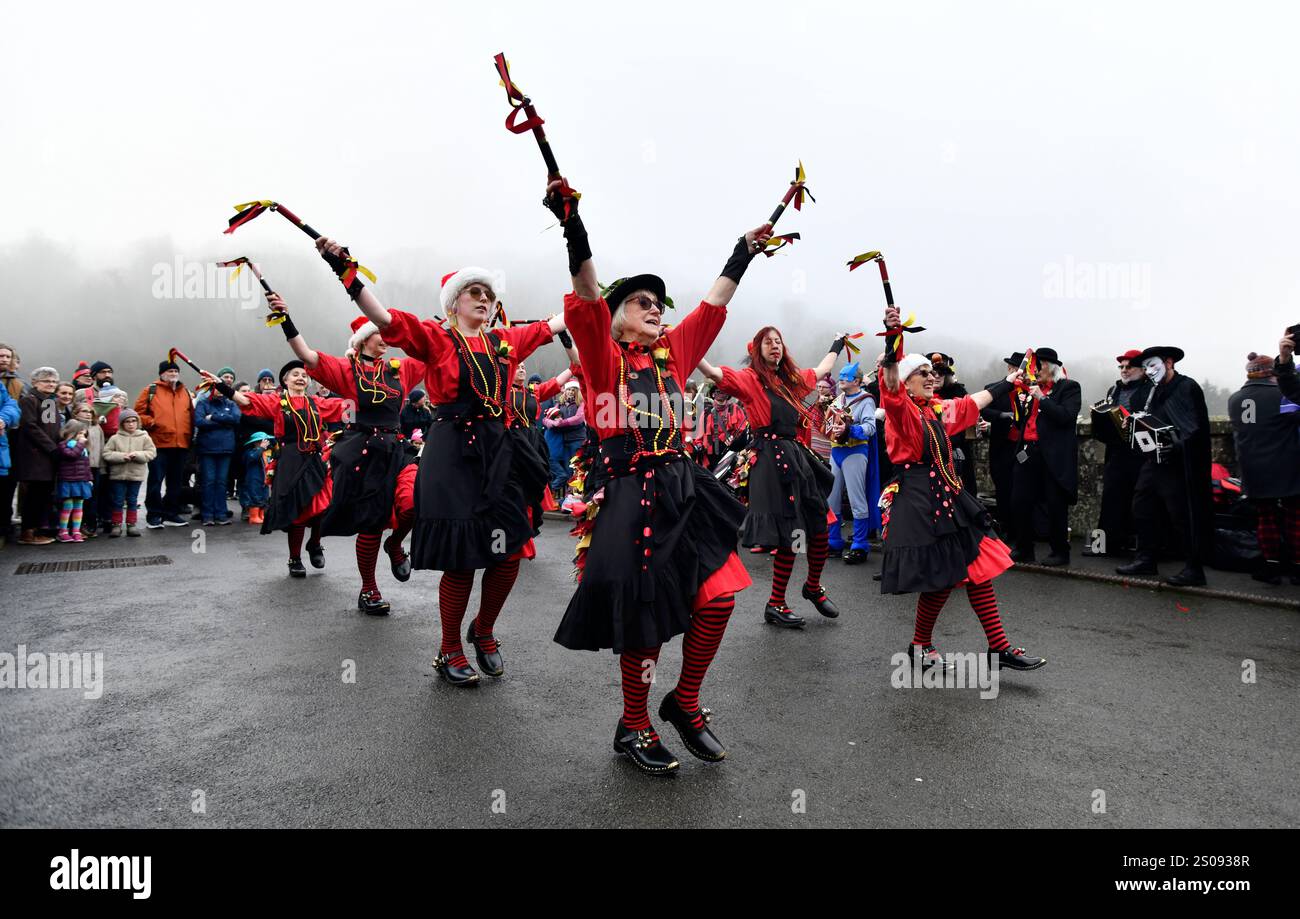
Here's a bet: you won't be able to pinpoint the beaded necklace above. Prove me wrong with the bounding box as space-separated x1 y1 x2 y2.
617 340 678 457
280 392 323 452
449 324 504 418
353 353 401 403
919 406 963 492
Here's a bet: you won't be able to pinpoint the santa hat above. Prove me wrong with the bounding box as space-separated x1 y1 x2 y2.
895 352 932 381
439 267 503 314
346 315 380 358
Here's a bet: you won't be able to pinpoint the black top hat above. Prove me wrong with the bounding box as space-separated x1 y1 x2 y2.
601 274 668 315
1035 347 1061 365
1137 345 1185 364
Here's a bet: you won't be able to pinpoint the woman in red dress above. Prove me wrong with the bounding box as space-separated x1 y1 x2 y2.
315 236 566 686
220 363 348 577
876 305 1046 673
265 293 427 614
696 326 848 629
546 176 770 776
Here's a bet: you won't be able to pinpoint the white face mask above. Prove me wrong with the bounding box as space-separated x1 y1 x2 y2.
1143 357 1166 384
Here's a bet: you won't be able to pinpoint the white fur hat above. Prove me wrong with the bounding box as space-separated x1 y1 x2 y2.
346 316 380 359
440 267 504 314
896 352 932 381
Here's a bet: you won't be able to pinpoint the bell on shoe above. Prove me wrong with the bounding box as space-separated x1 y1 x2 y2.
357 590 391 616
288 557 307 578
909 644 951 673
612 721 680 775
658 692 726 762
433 652 481 687
763 602 805 629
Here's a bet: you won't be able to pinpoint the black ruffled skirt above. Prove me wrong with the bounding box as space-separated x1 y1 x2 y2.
410 413 540 571
740 433 832 548
555 454 747 653
320 428 410 537
880 463 1002 594
261 447 328 534
509 424 551 536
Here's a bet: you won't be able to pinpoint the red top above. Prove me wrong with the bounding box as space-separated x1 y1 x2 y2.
242 392 348 440
381 310 554 418
880 374 980 464
563 292 727 442
715 365 816 429
307 351 427 403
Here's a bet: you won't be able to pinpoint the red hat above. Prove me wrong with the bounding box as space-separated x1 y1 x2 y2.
72 360 91 381
439 267 503 313
347 315 380 357
1115 349 1142 362
349 316 369 334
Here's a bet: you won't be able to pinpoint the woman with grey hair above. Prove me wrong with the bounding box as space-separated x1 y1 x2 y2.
13 367 62 544
546 174 771 776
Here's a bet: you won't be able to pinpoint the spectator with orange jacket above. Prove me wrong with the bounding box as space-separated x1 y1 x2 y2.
134 359 194 528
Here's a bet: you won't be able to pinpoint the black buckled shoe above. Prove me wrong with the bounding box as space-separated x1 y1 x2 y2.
612 722 680 776
763 603 806 629
910 643 951 672
1009 548 1036 564
288 557 307 578
306 542 325 569
843 548 868 565
385 537 411 582
1164 565 1206 587
801 584 840 618
990 647 1046 671
658 692 726 762
358 590 391 616
1116 556 1158 576
433 652 481 687
1041 553 1070 567
467 622 504 677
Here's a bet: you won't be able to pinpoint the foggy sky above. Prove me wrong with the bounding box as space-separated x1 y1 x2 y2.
3 0 1297 405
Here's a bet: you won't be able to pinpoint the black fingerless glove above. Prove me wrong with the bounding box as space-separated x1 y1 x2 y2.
214 380 236 399
277 313 300 341
319 247 365 299
557 329 574 349
829 336 847 355
544 187 577 223
561 212 591 277
720 236 756 284
985 379 1014 402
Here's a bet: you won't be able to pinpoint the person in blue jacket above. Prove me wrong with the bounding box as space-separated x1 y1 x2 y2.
826 362 882 564
193 386 241 525
0 383 21 486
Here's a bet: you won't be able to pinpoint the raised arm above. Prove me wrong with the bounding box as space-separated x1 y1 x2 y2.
264 292 320 368
696 357 724 385
546 179 598 300
702 225 775 308
317 237 391 329
811 333 849 380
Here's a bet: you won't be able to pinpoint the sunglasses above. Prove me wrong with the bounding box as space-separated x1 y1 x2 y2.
624 294 663 313
463 285 495 303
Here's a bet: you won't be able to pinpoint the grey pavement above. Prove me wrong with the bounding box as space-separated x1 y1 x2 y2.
1 518 1296 828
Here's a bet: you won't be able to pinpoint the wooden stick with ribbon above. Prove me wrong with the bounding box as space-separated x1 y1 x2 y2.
222 201 377 288
493 52 581 220
759 161 813 257
167 347 216 392
848 250 926 360
215 257 285 328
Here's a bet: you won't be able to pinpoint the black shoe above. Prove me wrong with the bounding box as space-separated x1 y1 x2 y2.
658 692 726 762
1164 565 1206 587
306 542 325 569
872 572 882 581
288 557 306 578
843 548 868 565
1116 557 1158 576
1009 548 1036 564
763 603 805 629
910 644 951 673
1251 569 1283 586
990 647 1046 671
801 584 840 618
1041 553 1070 567
612 721 680 775
825 545 844 559
467 622 504 677
386 539 411 582
162 514 188 527
358 590 391 616
433 652 481 687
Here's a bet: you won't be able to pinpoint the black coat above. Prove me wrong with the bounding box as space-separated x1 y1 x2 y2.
12 390 61 482
1033 377 1082 501
1228 378 1300 499
400 402 434 440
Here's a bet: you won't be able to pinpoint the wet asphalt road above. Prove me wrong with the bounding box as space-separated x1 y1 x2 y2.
1 520 1297 829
